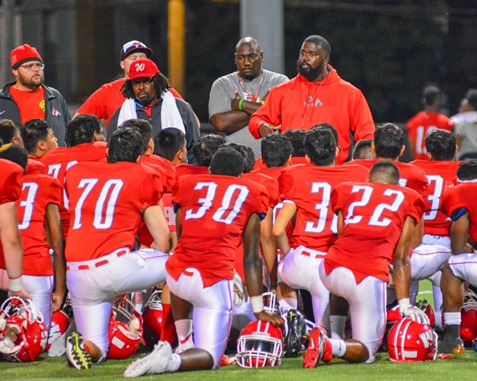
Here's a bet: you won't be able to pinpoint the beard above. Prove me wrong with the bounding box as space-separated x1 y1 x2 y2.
17 71 43 90
296 59 325 82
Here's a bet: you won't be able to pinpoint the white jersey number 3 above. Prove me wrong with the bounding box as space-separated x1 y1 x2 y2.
185 182 249 225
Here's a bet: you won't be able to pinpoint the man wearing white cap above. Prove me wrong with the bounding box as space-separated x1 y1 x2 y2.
75 40 185 129
0 44 70 146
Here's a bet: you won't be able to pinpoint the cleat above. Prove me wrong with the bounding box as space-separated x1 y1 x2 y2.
439 335 465 355
124 341 172 378
284 309 306 358
66 332 92 370
303 327 324 368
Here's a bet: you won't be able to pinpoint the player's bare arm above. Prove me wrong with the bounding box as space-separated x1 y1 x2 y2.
143 205 171 253
46 203 66 311
272 202 296 257
450 209 474 254
244 213 283 327
0 201 30 299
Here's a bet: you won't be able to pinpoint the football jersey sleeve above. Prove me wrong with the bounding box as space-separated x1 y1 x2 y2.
137 171 164 210
46 177 63 206
441 185 466 218
0 160 23 204
279 169 295 202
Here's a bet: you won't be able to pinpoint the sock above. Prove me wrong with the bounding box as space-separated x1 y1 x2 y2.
160 303 177 345
279 298 297 315
329 315 347 340
329 338 346 357
443 312 461 326
444 324 460 340
165 353 181 372
175 319 193 347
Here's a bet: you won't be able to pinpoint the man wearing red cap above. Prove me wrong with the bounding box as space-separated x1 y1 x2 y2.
75 40 185 129
108 58 199 161
0 44 70 146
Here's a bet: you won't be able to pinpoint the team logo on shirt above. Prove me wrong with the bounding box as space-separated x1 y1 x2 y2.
305 96 323 108
39 100 45 112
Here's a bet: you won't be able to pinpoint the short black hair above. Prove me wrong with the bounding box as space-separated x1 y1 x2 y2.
423 85 441 107
107 127 144 163
261 134 292 168
353 139 375 160
303 35 331 57
209 146 244 177
369 161 400 185
457 159 477 181
120 119 153 154
425 129 456 161
191 134 226 167
282 129 307 157
304 125 337 166
225 142 255 173
21 119 51 154
153 128 186 161
66 115 102 147
373 123 404 159
0 142 28 170
0 119 21 144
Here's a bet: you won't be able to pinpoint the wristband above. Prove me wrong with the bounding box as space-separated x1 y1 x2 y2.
238 98 244 111
398 298 411 314
250 295 264 313
9 276 23 292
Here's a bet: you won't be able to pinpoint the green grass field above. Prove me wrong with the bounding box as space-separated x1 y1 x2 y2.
3 281 471 381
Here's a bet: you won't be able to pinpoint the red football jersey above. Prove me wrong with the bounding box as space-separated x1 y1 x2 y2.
279 163 370 251
15 174 62 276
441 183 477 244
232 172 280 280
0 159 23 204
27 158 46 175
407 112 454 160
175 164 209 178
411 160 460 236
139 154 177 193
167 174 269 286
350 159 428 197
325 182 425 283
65 161 163 262
0 160 24 269
40 142 107 237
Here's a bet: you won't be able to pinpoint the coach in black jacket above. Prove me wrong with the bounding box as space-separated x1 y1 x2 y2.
0 44 70 146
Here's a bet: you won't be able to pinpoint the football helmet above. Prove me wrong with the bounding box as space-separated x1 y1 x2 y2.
0 297 47 362
236 320 283 368
388 317 437 362
460 288 477 347
107 297 143 359
141 290 165 349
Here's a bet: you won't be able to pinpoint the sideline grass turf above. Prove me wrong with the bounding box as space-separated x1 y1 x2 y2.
2 351 477 381
0 280 454 380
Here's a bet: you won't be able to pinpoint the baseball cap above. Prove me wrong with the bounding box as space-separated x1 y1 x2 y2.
120 40 153 61
127 58 160 80
10 44 43 69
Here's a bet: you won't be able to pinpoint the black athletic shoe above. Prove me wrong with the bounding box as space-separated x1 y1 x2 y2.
66 332 92 370
284 309 306 357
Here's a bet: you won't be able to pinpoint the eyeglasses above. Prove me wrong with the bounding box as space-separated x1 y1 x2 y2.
19 63 45 71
